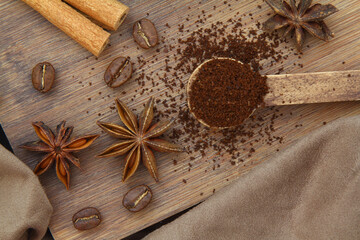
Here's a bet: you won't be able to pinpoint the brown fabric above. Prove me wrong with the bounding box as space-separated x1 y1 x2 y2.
0 144 52 240
145 116 360 240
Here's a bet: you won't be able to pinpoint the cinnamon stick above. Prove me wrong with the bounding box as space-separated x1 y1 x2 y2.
22 0 110 56
63 0 129 31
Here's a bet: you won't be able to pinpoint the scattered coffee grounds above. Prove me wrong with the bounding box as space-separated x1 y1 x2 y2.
188 58 268 128
119 8 292 168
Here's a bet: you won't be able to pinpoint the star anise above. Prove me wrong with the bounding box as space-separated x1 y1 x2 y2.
263 0 338 51
97 97 183 182
20 121 99 189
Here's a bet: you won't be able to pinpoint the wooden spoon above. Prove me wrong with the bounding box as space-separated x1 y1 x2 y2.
187 57 360 128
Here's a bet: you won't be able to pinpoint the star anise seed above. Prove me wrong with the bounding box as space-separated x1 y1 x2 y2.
263 0 338 51
97 97 183 182
20 121 99 189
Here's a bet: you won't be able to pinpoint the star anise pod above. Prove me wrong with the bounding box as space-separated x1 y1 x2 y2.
20 121 99 189
263 0 338 51
97 97 183 182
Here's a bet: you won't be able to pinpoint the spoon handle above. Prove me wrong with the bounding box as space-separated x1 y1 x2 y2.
264 70 360 106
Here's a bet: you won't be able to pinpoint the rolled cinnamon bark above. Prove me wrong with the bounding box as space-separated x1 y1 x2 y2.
64 0 129 31
22 0 110 56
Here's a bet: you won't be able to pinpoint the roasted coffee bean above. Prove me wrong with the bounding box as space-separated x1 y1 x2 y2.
123 185 152 212
133 19 158 49
72 207 101 230
32 62 55 93
104 57 132 88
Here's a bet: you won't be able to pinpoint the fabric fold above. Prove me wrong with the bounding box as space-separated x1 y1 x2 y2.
145 116 360 240
0 144 52 240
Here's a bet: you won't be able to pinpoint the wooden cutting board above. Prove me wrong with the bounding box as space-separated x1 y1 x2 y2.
1 0 359 239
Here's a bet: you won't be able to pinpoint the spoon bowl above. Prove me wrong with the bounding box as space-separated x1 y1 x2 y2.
187 57 258 129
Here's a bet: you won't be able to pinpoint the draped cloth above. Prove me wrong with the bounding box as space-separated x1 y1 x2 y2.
0 144 52 240
145 116 360 240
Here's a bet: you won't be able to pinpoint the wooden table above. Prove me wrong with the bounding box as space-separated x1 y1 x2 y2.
1 0 359 239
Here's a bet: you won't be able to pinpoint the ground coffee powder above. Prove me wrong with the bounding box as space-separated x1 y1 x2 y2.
189 58 268 128
115 7 291 168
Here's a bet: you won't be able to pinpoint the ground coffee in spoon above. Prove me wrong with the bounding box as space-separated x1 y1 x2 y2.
188 58 268 128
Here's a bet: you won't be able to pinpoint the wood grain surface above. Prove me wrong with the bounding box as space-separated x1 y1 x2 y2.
0 0 359 239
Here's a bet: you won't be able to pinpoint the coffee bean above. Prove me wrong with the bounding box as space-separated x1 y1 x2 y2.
72 207 101 230
123 185 152 212
133 19 158 49
32 62 55 93
104 57 132 88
